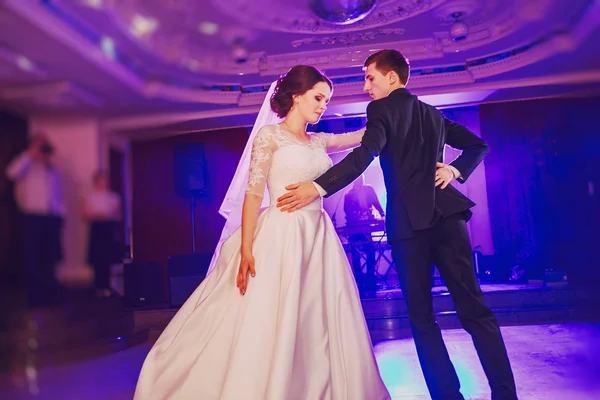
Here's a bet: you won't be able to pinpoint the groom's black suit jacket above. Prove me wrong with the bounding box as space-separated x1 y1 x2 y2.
314 88 489 242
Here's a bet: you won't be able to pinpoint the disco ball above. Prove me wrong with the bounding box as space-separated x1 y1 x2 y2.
310 0 378 25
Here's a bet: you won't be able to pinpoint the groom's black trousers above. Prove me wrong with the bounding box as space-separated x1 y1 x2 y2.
391 213 517 400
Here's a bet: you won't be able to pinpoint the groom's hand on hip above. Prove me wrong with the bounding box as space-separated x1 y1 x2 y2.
277 182 320 212
435 162 456 189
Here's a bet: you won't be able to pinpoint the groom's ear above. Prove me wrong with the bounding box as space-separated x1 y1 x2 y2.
387 71 399 86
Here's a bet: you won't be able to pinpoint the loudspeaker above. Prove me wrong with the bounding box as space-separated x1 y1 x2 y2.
174 143 206 197
168 254 211 307
123 262 165 308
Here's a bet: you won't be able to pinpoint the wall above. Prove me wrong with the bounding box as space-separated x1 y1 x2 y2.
130 127 248 293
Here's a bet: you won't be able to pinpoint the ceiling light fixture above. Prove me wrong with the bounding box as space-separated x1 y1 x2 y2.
449 12 469 42
199 22 219 35
130 14 159 38
16 55 34 71
101 36 116 59
84 0 103 9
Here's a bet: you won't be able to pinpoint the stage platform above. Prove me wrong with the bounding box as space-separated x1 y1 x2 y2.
132 282 600 343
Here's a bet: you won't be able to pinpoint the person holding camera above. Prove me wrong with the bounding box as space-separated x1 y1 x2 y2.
5 134 65 308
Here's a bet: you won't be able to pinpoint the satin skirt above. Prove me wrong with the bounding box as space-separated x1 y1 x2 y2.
134 205 390 400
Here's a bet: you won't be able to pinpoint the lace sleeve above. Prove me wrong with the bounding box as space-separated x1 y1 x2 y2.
316 128 365 154
245 126 276 198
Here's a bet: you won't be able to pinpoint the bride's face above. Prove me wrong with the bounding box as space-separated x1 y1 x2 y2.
293 81 331 124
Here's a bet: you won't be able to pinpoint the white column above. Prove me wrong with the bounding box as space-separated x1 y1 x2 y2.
29 116 105 284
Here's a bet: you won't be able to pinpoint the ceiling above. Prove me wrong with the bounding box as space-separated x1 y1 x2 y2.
0 0 599 136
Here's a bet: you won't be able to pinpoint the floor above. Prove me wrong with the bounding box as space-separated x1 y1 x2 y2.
1 322 599 399
371 283 538 299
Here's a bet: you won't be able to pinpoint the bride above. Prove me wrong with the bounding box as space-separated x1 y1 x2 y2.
134 65 391 400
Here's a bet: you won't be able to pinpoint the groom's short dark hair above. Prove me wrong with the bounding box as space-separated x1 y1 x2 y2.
364 50 410 85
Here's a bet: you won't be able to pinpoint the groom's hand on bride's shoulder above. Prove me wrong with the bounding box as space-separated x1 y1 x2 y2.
277 182 319 213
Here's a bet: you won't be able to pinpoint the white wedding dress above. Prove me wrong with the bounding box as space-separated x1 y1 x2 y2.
134 124 391 400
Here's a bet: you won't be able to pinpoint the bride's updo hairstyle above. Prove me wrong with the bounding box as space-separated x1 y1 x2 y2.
270 65 332 119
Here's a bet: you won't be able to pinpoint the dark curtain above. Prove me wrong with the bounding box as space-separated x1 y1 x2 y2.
109 147 126 257
0 110 28 285
481 97 600 284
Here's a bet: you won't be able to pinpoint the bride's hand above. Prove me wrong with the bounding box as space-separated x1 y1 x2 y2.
236 251 256 295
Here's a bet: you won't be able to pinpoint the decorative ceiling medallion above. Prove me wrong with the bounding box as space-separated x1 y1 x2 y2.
291 28 405 48
210 0 446 34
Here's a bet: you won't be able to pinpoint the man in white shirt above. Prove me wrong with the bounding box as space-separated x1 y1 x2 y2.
343 175 385 294
6 134 65 307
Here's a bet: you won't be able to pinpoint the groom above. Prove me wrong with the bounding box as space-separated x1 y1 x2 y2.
276 50 517 400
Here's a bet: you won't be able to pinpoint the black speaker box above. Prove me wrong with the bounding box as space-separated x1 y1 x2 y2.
123 261 165 308
168 254 212 307
174 143 206 197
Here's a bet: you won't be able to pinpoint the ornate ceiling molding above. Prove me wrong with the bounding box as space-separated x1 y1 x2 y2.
104 69 600 132
210 0 446 34
432 7 540 53
33 0 557 78
94 0 437 72
3 0 598 110
128 15 600 107
290 28 406 48
92 0 544 74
